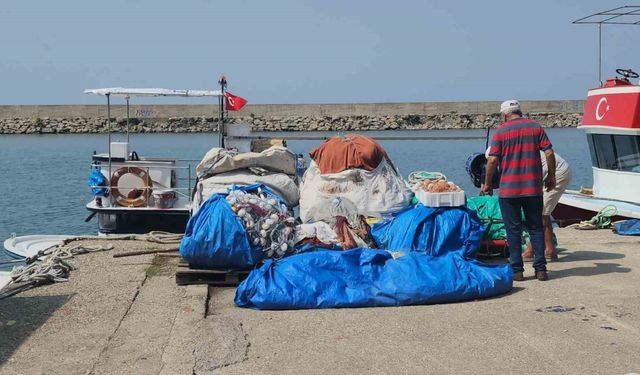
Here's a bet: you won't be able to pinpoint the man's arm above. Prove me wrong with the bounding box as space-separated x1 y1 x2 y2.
482 156 499 196
543 149 556 192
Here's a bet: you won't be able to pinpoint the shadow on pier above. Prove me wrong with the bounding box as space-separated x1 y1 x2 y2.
0 294 72 366
550 249 631 279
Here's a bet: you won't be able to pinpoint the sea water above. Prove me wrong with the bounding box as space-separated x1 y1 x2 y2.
0 128 592 269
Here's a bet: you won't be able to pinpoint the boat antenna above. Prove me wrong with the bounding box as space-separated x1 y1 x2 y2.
573 5 640 87
125 95 131 144
218 75 227 148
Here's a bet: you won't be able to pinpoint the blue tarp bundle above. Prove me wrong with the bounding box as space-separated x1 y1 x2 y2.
179 184 286 270
235 204 513 310
234 248 513 309
87 169 108 197
615 219 640 236
371 204 483 258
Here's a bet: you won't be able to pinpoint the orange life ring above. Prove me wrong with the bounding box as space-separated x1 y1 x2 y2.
110 166 153 207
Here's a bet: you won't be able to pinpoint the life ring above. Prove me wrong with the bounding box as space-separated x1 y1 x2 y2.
110 166 153 207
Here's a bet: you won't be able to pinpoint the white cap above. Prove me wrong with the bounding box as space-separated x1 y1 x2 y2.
500 100 521 114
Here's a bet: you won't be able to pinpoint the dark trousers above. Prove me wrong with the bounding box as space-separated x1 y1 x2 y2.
498 196 547 273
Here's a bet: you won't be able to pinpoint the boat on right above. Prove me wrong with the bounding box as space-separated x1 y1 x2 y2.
553 67 640 224
552 7 640 225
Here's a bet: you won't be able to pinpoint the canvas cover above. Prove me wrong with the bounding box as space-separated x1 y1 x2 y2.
371 204 483 259
234 248 512 310
309 134 387 174
196 146 297 180
180 185 287 269
193 170 299 212
615 219 640 236
235 203 513 310
299 159 413 221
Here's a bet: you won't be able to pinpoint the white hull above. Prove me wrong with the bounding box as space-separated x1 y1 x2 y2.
592 167 640 203
557 190 640 220
3 235 71 259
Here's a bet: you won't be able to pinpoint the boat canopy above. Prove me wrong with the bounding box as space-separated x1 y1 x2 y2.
84 87 223 97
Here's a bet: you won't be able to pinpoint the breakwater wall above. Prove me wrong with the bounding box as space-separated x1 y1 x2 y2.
0 100 584 134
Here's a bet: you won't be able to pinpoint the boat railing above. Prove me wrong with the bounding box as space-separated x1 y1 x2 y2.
89 161 198 208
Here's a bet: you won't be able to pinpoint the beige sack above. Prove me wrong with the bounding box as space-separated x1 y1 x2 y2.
196 146 297 179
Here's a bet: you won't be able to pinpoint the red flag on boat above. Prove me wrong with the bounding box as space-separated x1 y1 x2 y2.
225 92 248 111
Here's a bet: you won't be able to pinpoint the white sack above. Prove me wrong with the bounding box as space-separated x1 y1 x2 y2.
295 222 340 245
299 159 413 222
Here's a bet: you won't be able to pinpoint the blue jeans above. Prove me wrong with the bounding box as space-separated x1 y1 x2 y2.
498 196 547 274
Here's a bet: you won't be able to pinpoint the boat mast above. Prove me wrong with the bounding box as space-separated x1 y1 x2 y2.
218 75 227 149
598 23 602 86
106 93 112 199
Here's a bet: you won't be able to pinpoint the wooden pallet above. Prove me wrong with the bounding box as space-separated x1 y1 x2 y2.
175 260 250 286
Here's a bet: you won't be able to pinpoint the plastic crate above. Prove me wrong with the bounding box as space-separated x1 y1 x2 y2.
415 189 466 207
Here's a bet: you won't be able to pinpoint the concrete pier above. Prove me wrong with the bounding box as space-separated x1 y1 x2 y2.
0 228 638 374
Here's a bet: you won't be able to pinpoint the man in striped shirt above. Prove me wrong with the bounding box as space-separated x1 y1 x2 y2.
482 100 557 282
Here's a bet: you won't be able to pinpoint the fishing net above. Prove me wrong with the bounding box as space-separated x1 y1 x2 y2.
225 189 296 259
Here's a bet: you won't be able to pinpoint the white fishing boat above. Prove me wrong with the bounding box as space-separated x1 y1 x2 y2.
553 7 640 224
83 79 232 234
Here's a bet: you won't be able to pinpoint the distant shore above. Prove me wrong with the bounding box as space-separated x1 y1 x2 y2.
0 101 583 134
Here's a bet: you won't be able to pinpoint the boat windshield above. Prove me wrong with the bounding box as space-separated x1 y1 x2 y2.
587 134 640 172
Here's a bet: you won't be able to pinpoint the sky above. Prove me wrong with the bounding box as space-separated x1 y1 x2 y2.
1 0 640 105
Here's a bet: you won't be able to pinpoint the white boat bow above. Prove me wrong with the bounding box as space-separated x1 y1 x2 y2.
3 235 73 259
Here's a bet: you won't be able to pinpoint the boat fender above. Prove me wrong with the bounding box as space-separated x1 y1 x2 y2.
110 166 153 207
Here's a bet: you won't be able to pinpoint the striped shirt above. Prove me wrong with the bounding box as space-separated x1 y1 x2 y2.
489 118 552 197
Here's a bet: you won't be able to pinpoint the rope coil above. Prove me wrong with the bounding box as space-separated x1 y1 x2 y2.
0 231 184 300
570 205 618 230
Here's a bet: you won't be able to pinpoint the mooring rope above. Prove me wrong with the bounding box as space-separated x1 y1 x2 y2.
0 231 183 300
0 243 112 300
569 205 618 230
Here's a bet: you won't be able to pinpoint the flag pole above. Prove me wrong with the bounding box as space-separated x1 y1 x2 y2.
218 75 227 149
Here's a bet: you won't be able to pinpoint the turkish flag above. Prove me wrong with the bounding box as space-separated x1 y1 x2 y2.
225 92 248 111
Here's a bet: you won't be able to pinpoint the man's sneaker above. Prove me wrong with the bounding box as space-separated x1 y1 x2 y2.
513 272 525 281
535 271 549 281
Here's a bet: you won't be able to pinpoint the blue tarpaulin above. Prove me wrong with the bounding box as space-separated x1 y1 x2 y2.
235 248 513 310
87 169 108 197
179 184 286 270
615 219 640 236
235 204 513 310
371 204 483 258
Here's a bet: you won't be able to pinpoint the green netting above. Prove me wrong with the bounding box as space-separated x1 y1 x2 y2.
467 196 558 251
466 196 506 241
